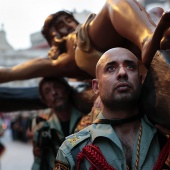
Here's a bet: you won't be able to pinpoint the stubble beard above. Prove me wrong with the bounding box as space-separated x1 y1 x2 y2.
100 88 141 111
54 100 69 112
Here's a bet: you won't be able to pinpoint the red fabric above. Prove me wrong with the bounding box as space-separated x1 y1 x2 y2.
76 144 116 170
153 138 170 170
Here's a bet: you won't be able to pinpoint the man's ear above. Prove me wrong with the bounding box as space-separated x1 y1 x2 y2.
92 79 99 95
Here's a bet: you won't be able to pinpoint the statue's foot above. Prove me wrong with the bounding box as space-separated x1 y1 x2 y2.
142 11 170 68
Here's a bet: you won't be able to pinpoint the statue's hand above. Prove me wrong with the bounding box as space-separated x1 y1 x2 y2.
48 36 67 60
48 45 60 60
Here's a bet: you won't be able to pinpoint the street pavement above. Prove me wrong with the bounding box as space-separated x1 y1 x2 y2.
0 129 33 170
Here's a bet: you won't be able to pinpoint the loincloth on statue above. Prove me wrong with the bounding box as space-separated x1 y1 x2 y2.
75 13 103 77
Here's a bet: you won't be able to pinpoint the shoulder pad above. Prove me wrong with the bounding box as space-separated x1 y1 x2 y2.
64 127 91 150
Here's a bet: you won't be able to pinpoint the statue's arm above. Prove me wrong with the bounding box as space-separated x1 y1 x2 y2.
0 57 60 83
0 32 92 84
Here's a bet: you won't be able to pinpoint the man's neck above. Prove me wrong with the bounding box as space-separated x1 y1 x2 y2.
100 104 141 137
114 119 141 169
101 105 139 120
101 105 141 168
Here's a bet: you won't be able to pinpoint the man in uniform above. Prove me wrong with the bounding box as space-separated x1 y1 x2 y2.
55 47 169 169
32 77 82 170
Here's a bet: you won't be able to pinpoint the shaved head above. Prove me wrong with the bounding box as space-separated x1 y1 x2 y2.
93 47 141 113
96 48 139 78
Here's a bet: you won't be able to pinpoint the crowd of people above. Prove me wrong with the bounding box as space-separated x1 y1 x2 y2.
10 113 30 142
0 0 170 169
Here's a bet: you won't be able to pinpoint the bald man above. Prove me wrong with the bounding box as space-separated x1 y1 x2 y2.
55 47 169 170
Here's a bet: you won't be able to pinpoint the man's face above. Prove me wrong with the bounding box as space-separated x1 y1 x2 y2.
41 81 69 111
93 48 142 109
51 14 78 39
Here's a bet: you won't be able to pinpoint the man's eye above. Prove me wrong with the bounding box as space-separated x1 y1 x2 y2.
45 90 50 95
127 65 135 70
107 66 116 71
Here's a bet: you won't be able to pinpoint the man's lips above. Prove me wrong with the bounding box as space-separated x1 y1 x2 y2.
53 97 63 103
115 82 132 91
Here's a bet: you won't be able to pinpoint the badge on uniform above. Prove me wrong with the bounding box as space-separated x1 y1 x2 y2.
54 160 69 170
67 134 80 146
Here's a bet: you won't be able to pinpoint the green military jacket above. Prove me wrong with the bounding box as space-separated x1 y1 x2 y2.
56 112 161 170
32 107 82 170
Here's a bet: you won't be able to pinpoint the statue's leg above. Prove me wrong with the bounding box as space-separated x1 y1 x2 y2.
89 0 156 56
88 0 170 71
106 0 170 69
107 1 170 68
107 0 156 48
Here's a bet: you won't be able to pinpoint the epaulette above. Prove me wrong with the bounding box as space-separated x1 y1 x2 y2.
60 127 91 153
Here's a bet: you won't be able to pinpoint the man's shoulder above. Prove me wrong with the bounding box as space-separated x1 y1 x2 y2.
60 126 92 153
34 119 50 132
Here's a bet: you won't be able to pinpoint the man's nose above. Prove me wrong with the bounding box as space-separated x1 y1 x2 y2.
117 66 128 80
52 89 57 95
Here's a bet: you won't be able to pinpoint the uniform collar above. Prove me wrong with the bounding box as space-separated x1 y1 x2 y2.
48 107 82 134
90 112 123 149
90 112 157 152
